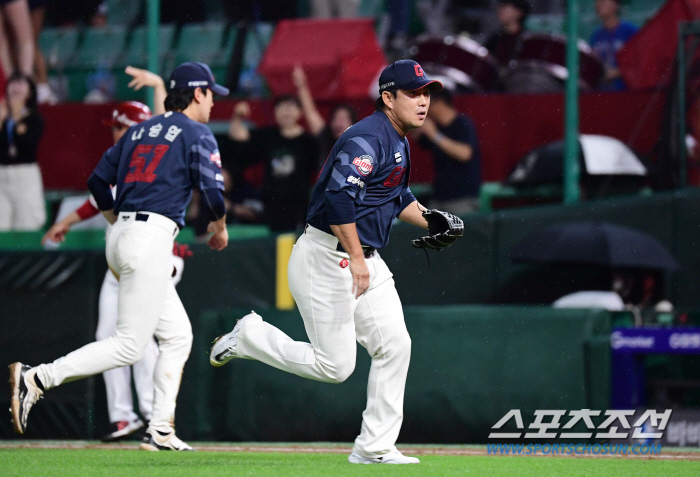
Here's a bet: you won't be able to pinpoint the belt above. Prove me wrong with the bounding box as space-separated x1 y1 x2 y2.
120 211 180 237
336 242 376 258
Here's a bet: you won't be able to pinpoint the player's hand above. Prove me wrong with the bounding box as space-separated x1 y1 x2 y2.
292 65 308 89
233 102 251 119
207 220 229 251
349 256 370 299
125 66 164 91
42 222 70 244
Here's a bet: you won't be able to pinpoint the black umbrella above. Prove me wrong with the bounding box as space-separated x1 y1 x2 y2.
510 222 681 271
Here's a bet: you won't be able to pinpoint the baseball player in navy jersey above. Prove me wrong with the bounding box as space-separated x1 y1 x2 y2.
10 62 230 451
42 100 193 442
210 60 464 464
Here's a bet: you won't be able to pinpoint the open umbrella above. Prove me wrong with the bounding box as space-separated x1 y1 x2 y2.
510 222 680 271
506 135 646 187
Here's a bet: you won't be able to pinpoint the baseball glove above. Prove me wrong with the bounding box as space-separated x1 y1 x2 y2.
411 209 464 252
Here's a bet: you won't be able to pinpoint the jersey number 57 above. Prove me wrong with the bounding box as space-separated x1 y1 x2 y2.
125 144 169 183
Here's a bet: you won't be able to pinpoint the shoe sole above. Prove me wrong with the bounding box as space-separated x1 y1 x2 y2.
8 363 23 435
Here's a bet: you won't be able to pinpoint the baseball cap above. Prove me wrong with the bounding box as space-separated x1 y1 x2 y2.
169 62 230 96
378 59 443 94
103 101 151 127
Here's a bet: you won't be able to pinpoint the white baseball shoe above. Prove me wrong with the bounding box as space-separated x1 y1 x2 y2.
101 418 145 442
140 429 194 451
209 311 262 367
8 362 44 435
348 450 420 464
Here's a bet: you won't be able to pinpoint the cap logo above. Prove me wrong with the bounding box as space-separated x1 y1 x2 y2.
414 65 424 77
170 80 175 89
188 80 208 87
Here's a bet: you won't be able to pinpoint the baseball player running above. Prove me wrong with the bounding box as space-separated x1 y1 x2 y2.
42 99 191 442
10 62 230 451
210 60 464 464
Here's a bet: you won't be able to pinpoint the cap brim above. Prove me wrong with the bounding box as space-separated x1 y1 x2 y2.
403 80 443 92
211 84 230 96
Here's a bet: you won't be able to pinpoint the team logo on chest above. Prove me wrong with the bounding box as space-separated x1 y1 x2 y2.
353 155 374 176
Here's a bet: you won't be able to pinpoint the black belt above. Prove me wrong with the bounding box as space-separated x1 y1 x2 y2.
336 242 376 258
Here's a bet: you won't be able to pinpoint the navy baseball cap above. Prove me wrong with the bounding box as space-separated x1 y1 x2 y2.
378 60 443 94
169 62 230 96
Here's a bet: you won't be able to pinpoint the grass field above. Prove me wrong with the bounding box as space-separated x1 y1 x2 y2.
1 442 699 476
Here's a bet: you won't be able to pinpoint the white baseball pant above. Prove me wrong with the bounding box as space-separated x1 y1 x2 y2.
0 163 46 230
36 212 192 433
236 225 411 459
96 255 184 424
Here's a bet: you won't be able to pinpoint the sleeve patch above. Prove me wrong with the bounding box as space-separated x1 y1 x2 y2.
352 155 373 176
210 150 222 168
346 176 365 188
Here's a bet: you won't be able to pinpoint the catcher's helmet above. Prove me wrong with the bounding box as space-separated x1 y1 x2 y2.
103 101 152 127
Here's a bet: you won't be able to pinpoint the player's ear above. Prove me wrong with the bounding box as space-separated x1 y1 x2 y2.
382 90 393 110
193 87 205 104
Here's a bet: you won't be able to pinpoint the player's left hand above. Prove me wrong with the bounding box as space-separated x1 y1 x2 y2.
125 66 164 91
411 209 464 252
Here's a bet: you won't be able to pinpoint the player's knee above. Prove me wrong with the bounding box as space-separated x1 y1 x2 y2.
326 361 355 384
390 332 411 358
113 336 144 364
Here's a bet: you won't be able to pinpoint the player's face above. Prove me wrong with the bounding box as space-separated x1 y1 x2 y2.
391 87 431 132
111 124 129 143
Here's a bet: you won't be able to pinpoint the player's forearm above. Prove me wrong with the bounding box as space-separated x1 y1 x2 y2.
398 201 429 229
330 223 366 260
101 210 117 225
59 211 84 228
152 78 167 115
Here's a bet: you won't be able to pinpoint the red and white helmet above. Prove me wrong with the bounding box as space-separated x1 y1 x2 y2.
103 101 152 127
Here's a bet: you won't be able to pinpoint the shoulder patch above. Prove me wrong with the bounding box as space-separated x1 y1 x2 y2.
352 155 374 176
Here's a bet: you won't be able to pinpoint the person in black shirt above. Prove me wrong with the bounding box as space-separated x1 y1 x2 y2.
0 73 45 230
229 96 318 232
484 0 530 68
414 89 481 215
292 65 357 165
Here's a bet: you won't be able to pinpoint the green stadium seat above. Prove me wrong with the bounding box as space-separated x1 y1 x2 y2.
173 22 228 67
39 27 80 70
122 24 177 68
70 25 128 69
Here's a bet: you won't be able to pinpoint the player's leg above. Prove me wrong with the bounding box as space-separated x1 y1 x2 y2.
132 337 158 422
350 255 417 464
97 270 144 440
140 281 192 451
230 233 357 382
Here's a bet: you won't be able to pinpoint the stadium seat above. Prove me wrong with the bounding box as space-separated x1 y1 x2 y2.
173 22 229 67
122 24 177 68
70 25 128 69
39 27 80 71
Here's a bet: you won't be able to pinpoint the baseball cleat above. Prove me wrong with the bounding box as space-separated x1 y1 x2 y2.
101 418 145 442
139 429 194 451
209 311 262 367
8 362 43 435
348 450 420 464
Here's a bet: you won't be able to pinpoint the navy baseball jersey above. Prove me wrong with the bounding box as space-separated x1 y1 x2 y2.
92 111 224 227
307 111 416 249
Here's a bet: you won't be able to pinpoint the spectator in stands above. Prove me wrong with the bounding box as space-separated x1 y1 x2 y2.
0 0 35 77
413 88 481 215
228 97 318 232
311 0 358 18
0 73 44 230
589 0 638 91
484 0 530 67
29 0 56 104
292 65 357 165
